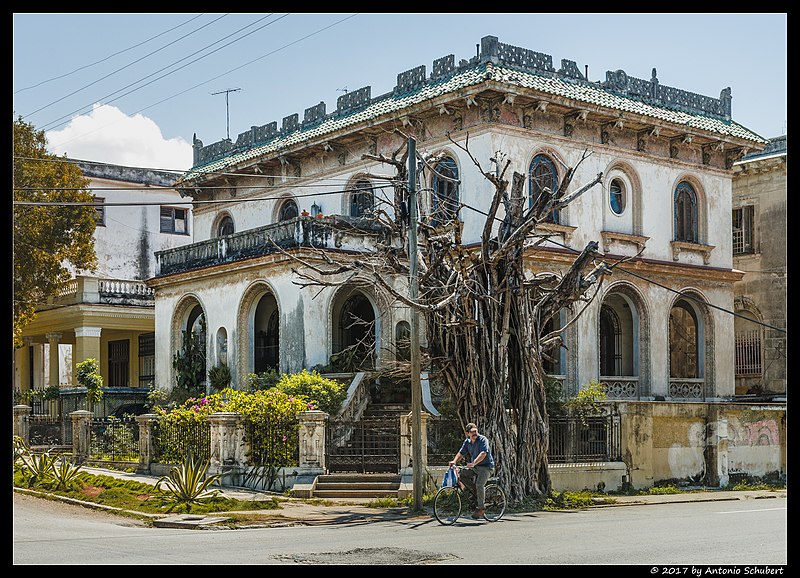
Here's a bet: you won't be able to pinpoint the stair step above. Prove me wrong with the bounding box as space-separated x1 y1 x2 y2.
312 489 399 498
316 482 399 490
319 474 400 482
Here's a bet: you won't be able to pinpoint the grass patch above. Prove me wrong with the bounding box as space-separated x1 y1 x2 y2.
14 470 281 516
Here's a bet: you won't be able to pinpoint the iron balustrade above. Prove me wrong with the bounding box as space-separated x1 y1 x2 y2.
152 419 211 464
548 413 620 463
89 417 139 462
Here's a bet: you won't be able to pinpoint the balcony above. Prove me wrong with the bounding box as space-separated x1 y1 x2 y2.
154 216 394 277
43 275 155 309
600 377 640 400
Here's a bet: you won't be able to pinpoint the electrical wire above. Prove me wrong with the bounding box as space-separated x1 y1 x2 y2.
14 14 207 94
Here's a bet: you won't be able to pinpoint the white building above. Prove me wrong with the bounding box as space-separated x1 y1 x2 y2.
149 35 766 406
14 159 193 416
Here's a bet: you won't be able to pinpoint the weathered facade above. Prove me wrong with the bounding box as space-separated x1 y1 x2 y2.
731 136 787 396
151 36 766 412
14 160 193 416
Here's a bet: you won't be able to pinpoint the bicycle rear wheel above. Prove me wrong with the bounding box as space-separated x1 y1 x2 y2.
433 486 462 525
483 484 506 522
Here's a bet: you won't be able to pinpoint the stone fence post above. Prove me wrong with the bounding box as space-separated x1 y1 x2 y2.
207 412 246 484
71 410 93 464
297 410 327 474
135 414 160 474
400 411 429 473
13 405 32 444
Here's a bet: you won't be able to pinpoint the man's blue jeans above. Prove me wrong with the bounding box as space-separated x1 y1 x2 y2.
459 466 493 509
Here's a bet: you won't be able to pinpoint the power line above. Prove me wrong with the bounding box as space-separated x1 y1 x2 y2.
42 13 358 149
22 14 231 122
38 14 285 133
14 14 206 94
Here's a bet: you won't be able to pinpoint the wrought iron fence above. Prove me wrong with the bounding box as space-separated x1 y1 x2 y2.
29 415 66 447
89 417 139 462
152 419 210 464
245 416 300 468
426 417 463 466
548 414 620 463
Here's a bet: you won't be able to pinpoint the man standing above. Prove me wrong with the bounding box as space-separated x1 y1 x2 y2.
449 422 496 519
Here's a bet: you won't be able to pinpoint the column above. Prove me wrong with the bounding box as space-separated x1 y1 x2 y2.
296 410 327 473
71 410 93 464
705 405 729 488
207 412 246 483
73 327 102 385
135 414 161 474
13 405 32 443
14 337 32 395
45 332 62 389
400 411 429 473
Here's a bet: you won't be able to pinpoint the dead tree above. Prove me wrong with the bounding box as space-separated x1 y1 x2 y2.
285 132 607 503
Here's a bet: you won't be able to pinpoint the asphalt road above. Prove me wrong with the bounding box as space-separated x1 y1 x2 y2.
13 492 787 566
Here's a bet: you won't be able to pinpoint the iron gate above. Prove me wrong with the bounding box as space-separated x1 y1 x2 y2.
325 416 400 473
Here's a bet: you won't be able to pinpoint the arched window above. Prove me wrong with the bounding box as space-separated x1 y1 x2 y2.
609 178 626 215
529 154 559 224
674 182 697 242
432 157 459 226
669 299 699 378
278 199 299 222
395 321 411 361
216 215 234 237
350 179 374 218
599 305 622 376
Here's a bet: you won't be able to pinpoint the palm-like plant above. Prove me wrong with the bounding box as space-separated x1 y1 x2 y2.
20 451 56 488
13 436 30 473
50 456 83 490
156 455 221 513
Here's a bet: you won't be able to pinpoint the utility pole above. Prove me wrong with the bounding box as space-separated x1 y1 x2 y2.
211 88 241 141
408 137 424 512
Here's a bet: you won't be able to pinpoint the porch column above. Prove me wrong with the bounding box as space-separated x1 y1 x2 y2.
45 332 62 389
73 327 102 384
15 337 32 395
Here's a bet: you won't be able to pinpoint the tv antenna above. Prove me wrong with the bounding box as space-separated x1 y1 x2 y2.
212 88 242 140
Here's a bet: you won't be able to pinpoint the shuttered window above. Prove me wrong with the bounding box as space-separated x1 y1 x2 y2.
108 339 130 387
160 206 188 234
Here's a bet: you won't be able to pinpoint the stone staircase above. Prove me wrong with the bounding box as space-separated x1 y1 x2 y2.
311 473 402 499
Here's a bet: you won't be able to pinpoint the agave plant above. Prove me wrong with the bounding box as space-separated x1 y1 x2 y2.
13 436 30 473
156 455 221 513
20 450 56 488
50 456 83 490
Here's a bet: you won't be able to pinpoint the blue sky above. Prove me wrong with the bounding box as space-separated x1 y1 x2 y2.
13 13 787 171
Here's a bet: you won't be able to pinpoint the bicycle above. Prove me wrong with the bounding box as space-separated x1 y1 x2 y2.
433 466 507 525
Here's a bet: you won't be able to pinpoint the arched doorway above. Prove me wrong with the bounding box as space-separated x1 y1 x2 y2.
331 290 376 371
253 293 279 373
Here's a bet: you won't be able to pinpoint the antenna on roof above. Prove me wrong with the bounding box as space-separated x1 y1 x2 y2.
337 86 349 94
211 88 242 141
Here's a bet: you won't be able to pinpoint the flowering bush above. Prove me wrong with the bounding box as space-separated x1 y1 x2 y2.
273 369 346 415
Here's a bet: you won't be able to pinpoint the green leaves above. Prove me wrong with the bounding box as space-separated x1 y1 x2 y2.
50 457 83 490
76 358 103 410
156 455 221 513
13 117 97 348
14 436 83 490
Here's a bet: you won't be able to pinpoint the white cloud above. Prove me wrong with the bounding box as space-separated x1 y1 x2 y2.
45 103 193 171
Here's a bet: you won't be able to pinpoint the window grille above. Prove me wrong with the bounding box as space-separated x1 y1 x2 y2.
732 206 754 255
735 329 762 376
674 182 697 242
108 339 130 387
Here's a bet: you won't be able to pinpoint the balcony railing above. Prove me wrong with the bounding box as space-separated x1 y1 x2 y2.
669 378 705 399
45 276 154 308
154 216 393 277
600 377 640 400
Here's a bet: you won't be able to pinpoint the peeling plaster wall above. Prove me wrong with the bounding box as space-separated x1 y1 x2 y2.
79 176 193 280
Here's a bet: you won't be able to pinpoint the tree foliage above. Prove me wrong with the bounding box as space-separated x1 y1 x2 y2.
13 117 97 347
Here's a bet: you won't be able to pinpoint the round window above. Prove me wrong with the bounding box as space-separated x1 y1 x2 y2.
609 179 626 215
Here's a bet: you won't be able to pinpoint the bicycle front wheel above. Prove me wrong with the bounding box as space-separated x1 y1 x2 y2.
433 486 462 525
483 484 506 522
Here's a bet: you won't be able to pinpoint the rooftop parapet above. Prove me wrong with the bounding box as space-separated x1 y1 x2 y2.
191 35 735 168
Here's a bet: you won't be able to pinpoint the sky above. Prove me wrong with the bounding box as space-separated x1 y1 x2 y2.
13 13 787 172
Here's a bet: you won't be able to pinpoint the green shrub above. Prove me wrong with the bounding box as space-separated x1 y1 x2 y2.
273 369 346 415
156 455 221 513
76 358 103 411
208 364 231 391
244 370 281 392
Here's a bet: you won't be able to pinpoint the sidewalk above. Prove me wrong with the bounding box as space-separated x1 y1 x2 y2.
28 466 786 529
